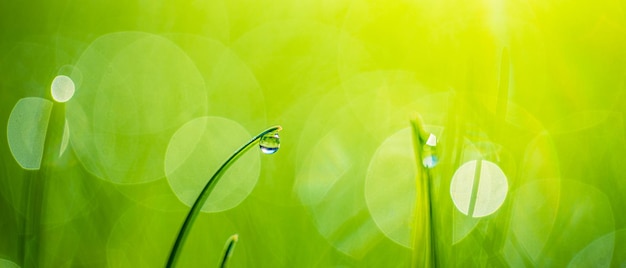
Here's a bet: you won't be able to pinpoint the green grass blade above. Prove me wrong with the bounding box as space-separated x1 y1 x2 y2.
410 116 436 267
219 234 239 268
166 125 282 268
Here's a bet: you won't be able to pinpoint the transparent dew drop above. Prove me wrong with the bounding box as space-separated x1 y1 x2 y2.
422 133 438 168
260 132 280 154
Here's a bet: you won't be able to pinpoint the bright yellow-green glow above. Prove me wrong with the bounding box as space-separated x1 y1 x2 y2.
2 0 626 266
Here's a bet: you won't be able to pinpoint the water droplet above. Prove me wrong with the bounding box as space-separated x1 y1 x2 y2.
260 132 280 154
422 133 438 168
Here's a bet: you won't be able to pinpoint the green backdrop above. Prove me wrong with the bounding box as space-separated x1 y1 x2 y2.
2 0 626 267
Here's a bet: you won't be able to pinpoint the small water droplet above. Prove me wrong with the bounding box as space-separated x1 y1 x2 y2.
260 132 280 154
422 133 438 168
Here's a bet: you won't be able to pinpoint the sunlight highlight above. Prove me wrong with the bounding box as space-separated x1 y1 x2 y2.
450 160 508 218
51 75 75 103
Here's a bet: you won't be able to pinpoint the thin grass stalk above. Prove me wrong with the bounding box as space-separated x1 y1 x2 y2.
166 126 282 267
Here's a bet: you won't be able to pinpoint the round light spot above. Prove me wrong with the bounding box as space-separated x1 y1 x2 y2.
568 227 616 267
167 34 268 132
165 116 260 213
66 32 207 184
51 75 75 102
295 121 382 258
450 160 508 218
7 97 53 170
0 258 20 268
57 65 83 88
365 128 415 248
509 179 560 260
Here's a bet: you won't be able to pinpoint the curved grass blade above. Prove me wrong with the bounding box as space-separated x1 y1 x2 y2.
219 234 239 268
166 125 282 267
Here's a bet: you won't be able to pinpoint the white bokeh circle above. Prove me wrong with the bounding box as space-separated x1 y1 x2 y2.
450 160 508 218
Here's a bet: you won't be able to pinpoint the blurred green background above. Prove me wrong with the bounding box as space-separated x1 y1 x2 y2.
2 0 626 267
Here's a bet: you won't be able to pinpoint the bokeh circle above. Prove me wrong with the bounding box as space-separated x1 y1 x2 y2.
67 32 207 184
165 116 260 212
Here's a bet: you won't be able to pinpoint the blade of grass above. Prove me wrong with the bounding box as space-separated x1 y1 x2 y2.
166 125 282 268
219 234 239 268
23 102 65 267
410 115 436 267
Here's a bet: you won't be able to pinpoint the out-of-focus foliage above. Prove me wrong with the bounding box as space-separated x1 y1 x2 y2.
2 0 626 266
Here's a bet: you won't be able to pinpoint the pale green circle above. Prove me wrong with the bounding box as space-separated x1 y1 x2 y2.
50 75 75 102
568 228 626 267
503 180 615 266
543 180 614 265
509 179 561 260
508 131 561 260
165 116 260 212
7 97 53 170
338 71 438 140
298 128 381 257
57 65 83 88
0 258 20 268
568 232 615 268
293 89 448 258
450 160 508 218
165 34 268 132
67 32 207 184
365 127 415 248
294 105 384 258
231 19 339 119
